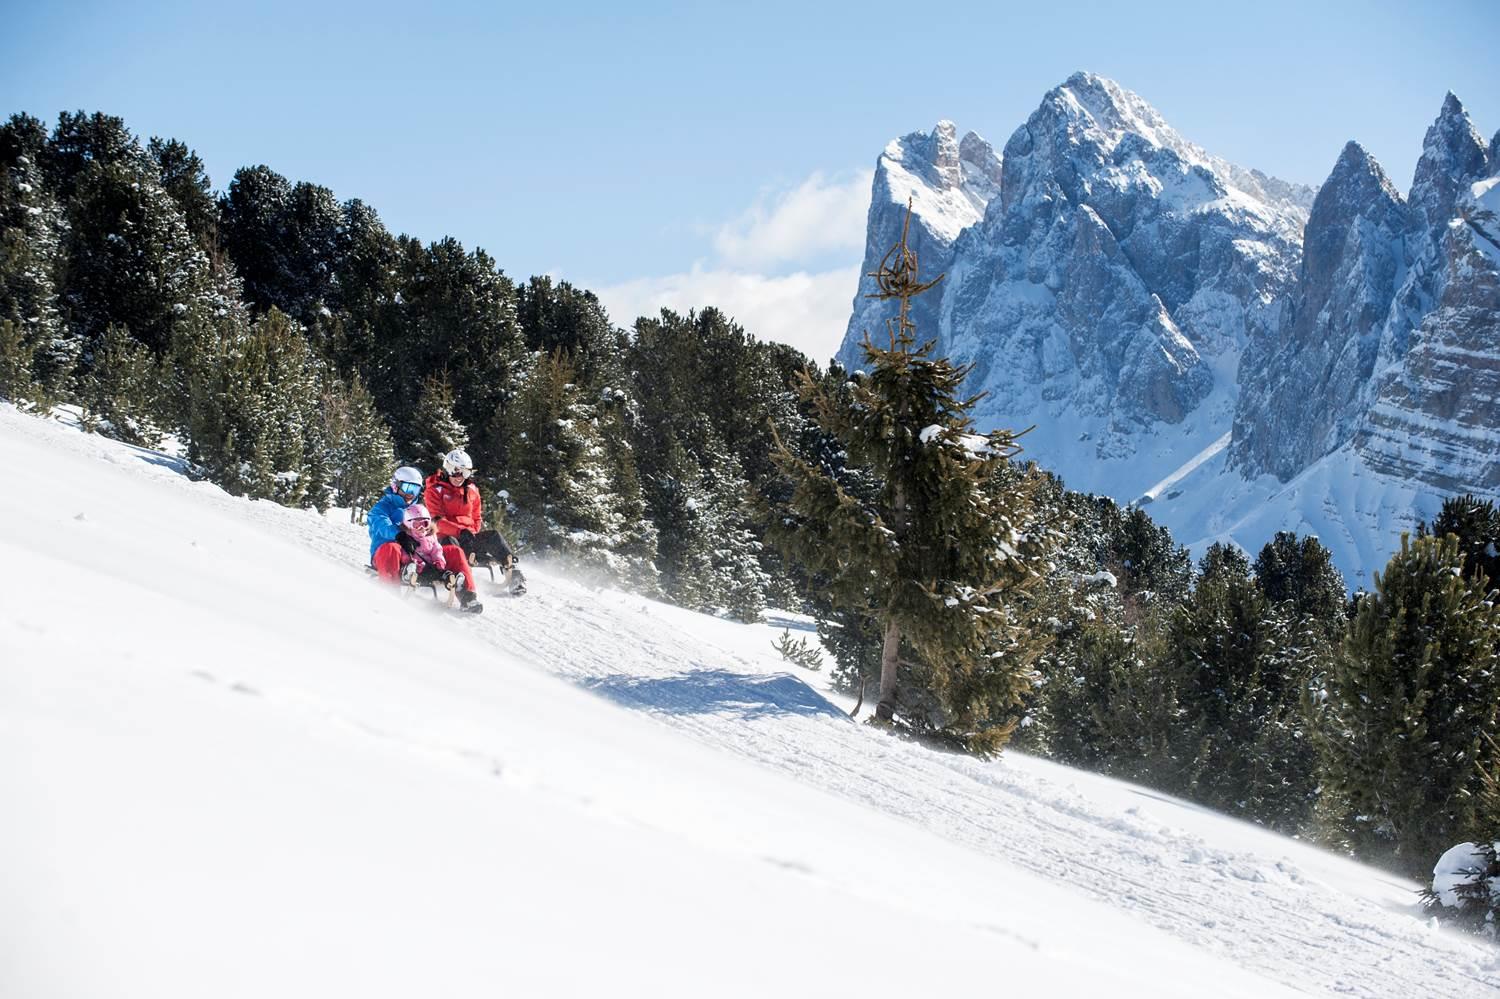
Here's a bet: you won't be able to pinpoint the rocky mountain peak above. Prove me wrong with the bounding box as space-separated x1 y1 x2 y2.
1320 141 1404 216
839 120 1003 369
1409 91 1489 244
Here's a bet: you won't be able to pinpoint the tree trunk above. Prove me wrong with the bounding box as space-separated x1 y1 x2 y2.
876 617 901 722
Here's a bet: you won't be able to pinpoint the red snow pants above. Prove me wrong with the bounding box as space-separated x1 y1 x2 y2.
372 541 477 592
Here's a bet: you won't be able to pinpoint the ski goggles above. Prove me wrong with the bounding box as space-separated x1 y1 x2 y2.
448 467 472 479
397 481 423 498
406 517 432 530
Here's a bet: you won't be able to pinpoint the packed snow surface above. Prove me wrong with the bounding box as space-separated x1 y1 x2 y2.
3 404 1498 997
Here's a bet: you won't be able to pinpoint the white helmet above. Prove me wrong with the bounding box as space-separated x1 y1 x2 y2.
391 465 424 501
442 448 474 476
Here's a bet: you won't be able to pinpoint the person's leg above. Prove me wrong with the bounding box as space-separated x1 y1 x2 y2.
440 544 477 592
372 542 406 582
471 529 513 565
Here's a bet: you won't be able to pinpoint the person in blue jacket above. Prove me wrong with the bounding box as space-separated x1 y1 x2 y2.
368 466 426 563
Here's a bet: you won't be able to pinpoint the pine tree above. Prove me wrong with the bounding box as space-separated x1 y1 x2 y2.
0 113 72 392
377 237 522 454
1420 494 1500 592
80 322 161 446
0 318 42 406
61 154 213 362
324 373 396 520
147 137 217 255
504 350 639 576
767 206 1052 752
1165 545 1317 830
1254 532 1348 639
1314 534 1500 874
404 372 468 469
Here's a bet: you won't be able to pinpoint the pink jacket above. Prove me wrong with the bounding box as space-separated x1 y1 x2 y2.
405 529 447 571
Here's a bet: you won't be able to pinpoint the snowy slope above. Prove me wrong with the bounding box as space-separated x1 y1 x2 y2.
3 404 1498 998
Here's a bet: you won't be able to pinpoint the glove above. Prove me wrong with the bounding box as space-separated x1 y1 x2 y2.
396 532 417 555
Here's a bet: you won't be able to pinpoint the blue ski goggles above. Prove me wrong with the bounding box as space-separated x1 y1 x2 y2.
397 480 423 499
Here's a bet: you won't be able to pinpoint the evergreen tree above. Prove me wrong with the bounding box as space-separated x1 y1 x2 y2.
404 372 468 469
1165 545 1317 830
61 155 212 360
1254 532 1347 638
504 350 642 576
0 318 42 406
44 111 147 199
1421 495 1500 592
517 276 626 390
218 164 294 316
767 208 1052 751
180 306 327 505
80 322 161 446
324 373 396 520
377 236 522 457
147 137 217 255
1029 612 1177 780
1314 534 1500 874
0 113 72 391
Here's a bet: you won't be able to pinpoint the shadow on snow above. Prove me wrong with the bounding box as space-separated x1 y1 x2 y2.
581 669 846 721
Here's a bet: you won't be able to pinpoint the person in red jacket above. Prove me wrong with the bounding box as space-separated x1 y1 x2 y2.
424 448 526 594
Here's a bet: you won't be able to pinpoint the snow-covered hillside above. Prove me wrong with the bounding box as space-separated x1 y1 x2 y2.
3 404 1498 998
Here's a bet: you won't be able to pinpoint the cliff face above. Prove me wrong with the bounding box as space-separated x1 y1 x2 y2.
1353 174 1500 495
839 121 1001 369
1230 143 1410 481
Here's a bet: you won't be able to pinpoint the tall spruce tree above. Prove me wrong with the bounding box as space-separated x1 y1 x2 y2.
503 350 651 579
324 373 396 520
147 137 217 255
80 322 161 446
404 372 468 469
1253 532 1347 638
768 206 1051 751
0 113 71 393
1314 534 1500 874
1165 544 1318 830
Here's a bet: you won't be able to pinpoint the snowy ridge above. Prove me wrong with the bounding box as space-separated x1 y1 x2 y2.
5 405 1500 997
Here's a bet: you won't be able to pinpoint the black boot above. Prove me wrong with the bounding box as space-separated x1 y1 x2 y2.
457 588 484 614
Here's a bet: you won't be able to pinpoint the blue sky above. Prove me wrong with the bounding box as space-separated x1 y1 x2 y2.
4 0 1496 359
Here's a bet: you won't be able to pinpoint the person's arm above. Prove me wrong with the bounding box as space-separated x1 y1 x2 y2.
368 500 401 548
466 487 484 532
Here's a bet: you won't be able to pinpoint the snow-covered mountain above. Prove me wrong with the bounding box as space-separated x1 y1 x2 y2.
840 74 1500 584
5 403 1500 997
842 72 1314 500
840 120 1003 360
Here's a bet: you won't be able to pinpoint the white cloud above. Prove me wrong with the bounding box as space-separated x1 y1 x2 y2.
711 170 873 270
595 265 859 364
588 168 873 362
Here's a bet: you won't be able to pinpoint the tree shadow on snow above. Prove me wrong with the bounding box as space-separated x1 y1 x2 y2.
581 669 846 721
759 612 819 634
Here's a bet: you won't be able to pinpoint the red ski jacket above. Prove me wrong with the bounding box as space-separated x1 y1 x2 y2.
423 471 484 539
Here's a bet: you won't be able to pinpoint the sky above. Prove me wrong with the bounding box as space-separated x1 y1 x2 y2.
3 0 1496 361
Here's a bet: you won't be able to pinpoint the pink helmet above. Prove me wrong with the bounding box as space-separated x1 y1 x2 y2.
402 503 434 533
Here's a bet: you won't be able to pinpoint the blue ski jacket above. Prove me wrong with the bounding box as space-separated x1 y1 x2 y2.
368 488 415 561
